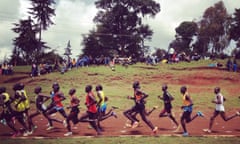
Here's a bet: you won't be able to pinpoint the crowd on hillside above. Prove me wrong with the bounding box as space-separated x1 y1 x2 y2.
0 63 14 75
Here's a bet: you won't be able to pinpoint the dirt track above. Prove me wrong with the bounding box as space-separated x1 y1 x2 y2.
0 109 239 138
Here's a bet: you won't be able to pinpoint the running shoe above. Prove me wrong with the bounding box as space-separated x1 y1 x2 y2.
0 119 6 126
64 132 72 136
111 112 118 118
132 121 139 128
182 132 189 137
23 131 29 137
46 126 54 130
236 111 240 116
203 129 212 133
197 111 204 117
152 127 158 133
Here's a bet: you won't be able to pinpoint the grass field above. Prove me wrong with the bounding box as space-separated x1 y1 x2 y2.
0 59 240 143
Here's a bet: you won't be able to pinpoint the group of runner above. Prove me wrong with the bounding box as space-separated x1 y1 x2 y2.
0 81 239 137
123 81 239 136
0 83 117 137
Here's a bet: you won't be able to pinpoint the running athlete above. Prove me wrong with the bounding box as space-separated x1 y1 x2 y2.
180 86 204 136
158 84 179 130
124 81 158 133
78 85 101 135
203 87 240 133
28 86 62 133
12 83 31 136
0 87 19 137
64 88 80 136
95 85 117 131
45 82 67 130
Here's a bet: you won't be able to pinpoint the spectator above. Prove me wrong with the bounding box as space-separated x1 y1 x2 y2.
226 58 232 71
31 63 38 77
233 59 238 72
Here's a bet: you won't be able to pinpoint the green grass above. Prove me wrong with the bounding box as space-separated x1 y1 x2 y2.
1 136 240 144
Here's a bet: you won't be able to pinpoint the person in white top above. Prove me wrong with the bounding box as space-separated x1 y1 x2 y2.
203 87 240 133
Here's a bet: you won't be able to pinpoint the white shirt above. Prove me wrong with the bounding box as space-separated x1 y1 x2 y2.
215 93 225 112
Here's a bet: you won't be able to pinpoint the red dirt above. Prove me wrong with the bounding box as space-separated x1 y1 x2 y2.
0 108 239 138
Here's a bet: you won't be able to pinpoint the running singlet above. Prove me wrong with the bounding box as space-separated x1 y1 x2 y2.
21 90 30 109
86 92 97 113
97 91 105 106
182 93 192 112
53 92 64 108
14 91 26 112
215 93 225 112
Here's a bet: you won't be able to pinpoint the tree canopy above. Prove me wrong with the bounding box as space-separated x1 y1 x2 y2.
82 0 160 59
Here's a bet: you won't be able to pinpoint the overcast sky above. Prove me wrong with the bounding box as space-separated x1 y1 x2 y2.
0 0 239 62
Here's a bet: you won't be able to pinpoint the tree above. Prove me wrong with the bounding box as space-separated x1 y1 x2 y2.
12 17 48 64
173 21 198 54
195 1 230 55
82 0 160 59
64 40 72 65
28 0 56 41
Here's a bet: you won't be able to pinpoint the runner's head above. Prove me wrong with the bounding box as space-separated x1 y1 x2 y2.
214 87 220 94
69 88 76 96
19 83 25 90
162 84 168 91
133 81 140 89
34 86 42 94
85 85 92 93
52 82 60 93
13 83 21 91
180 86 187 94
95 85 103 91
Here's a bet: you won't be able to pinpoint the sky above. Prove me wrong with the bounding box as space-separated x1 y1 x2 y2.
0 0 239 62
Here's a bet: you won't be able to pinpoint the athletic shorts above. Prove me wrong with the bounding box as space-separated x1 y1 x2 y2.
98 103 107 113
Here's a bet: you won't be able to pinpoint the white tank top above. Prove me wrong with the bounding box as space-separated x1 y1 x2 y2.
215 93 225 112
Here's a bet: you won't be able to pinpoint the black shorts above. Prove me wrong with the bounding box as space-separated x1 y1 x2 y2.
181 111 192 122
70 107 79 124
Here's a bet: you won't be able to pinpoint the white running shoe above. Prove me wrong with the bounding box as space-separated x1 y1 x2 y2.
46 126 54 131
64 132 72 136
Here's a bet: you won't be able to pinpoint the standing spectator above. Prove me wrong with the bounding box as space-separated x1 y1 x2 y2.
226 58 233 71
233 59 238 72
168 47 175 63
31 63 38 78
2 63 8 75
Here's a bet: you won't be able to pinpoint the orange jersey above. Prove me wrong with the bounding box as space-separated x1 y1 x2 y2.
182 92 191 106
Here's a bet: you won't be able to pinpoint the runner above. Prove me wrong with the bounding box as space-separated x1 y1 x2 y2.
95 84 117 131
45 82 67 130
158 84 179 131
64 88 80 136
179 86 204 136
28 86 62 133
124 81 158 133
0 87 19 137
78 85 101 135
203 87 240 133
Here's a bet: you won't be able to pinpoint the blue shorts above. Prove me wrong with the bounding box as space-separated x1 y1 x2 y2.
98 103 107 113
